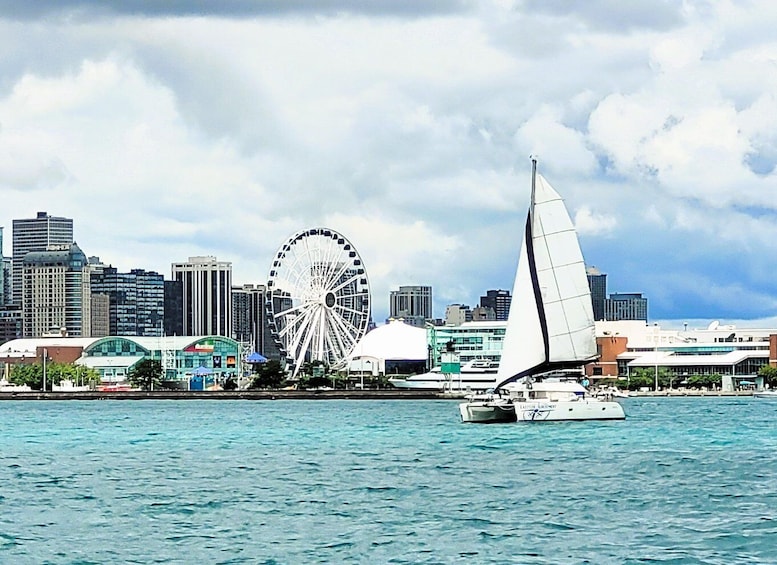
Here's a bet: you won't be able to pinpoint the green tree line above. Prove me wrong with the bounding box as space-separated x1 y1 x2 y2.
625 368 722 391
10 363 101 391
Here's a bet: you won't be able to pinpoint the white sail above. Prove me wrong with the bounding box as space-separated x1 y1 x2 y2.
495 165 596 389
495 222 545 384
532 173 597 363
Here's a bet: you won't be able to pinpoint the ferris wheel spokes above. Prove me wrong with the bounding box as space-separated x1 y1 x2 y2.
266 227 371 378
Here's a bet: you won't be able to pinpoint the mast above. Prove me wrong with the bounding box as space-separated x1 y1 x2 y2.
530 156 537 220
527 155 550 374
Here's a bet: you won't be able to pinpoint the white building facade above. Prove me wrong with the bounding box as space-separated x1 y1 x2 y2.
172 256 232 337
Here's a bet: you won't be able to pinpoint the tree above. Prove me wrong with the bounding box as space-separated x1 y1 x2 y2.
758 365 777 388
686 373 722 390
297 360 331 389
249 360 288 389
10 363 44 390
127 359 163 391
222 374 238 391
10 362 101 390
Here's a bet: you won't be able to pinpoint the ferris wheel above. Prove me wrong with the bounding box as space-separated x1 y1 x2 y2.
266 227 371 378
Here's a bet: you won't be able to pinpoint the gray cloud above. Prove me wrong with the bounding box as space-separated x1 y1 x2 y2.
521 0 684 32
0 0 471 21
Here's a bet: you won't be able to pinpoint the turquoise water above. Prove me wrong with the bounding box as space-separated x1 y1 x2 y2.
1 398 776 564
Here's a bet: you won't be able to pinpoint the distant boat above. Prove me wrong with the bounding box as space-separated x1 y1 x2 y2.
96 382 135 392
53 379 91 392
388 360 498 392
593 386 630 399
0 379 32 392
459 159 625 423
753 391 777 399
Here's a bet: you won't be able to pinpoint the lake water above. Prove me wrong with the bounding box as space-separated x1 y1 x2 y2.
1 397 776 564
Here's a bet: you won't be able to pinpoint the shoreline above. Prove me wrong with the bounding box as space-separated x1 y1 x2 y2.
0 389 758 400
0 389 442 401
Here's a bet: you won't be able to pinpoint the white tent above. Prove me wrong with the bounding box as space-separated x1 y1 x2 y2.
347 319 427 375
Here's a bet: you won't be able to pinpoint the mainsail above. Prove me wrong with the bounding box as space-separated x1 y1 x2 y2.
494 160 596 390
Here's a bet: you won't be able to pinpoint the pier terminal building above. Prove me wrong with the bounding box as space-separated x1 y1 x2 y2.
585 320 776 392
1 335 244 390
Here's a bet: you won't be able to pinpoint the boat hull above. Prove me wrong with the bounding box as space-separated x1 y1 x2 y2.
753 391 777 399
514 400 625 421
459 400 517 423
389 378 443 391
459 398 625 423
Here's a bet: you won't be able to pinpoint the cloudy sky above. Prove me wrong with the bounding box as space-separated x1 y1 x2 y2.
2 0 777 328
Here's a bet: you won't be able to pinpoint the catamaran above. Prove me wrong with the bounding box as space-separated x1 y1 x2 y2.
459 159 626 423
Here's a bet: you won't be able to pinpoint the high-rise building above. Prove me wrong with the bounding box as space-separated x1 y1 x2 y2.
586 266 607 321
89 293 110 338
0 227 20 342
232 283 281 360
232 283 264 352
171 256 232 336
22 243 86 337
0 308 22 346
81 256 107 338
164 280 184 337
389 285 432 327
479 289 511 321
1 257 9 307
0 226 4 307
12 212 74 307
89 267 165 336
471 306 496 321
604 293 648 321
445 304 472 326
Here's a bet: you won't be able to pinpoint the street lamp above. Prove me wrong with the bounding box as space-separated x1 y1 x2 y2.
653 325 659 392
365 359 372 390
42 348 48 392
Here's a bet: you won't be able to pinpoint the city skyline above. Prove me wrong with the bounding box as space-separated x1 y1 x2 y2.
2 2 777 328
0 211 766 335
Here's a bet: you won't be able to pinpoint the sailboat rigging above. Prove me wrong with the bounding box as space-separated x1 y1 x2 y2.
458 158 625 423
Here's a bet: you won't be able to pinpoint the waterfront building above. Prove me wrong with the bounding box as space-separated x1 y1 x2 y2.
586 320 775 392
22 243 87 337
0 334 242 389
89 267 165 337
389 285 432 328
12 212 74 307
479 289 511 321
348 319 427 377
586 266 607 321
171 256 232 337
604 292 648 321
426 320 508 368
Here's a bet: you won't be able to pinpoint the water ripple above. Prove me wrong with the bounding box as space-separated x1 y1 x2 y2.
0 398 776 563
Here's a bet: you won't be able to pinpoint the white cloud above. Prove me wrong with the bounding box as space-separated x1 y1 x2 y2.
2 1 777 326
574 206 617 236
